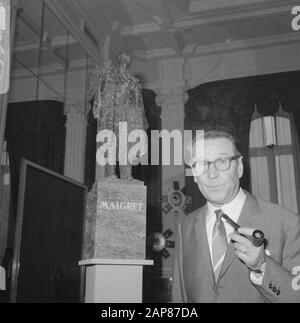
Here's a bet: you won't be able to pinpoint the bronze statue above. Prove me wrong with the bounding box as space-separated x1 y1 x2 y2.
93 51 148 180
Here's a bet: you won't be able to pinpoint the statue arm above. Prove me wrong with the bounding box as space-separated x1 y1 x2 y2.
93 69 113 119
134 81 142 107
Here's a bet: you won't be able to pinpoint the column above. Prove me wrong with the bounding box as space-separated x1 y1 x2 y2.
64 99 89 183
155 88 188 278
156 90 188 184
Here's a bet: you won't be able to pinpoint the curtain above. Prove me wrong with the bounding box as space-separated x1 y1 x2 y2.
5 100 66 243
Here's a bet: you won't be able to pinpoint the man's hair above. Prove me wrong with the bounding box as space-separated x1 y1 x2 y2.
203 129 240 155
192 128 241 156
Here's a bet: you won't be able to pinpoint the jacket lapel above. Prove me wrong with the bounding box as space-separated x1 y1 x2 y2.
237 191 261 229
194 204 215 286
218 190 261 282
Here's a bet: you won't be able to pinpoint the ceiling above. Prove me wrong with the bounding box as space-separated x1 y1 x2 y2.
64 0 300 62
12 0 300 74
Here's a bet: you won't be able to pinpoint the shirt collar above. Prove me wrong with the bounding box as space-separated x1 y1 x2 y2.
207 188 246 223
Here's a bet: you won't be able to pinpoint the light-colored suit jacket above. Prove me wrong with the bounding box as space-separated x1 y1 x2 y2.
172 191 300 303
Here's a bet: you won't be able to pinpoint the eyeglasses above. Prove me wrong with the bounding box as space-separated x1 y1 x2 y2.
189 155 241 176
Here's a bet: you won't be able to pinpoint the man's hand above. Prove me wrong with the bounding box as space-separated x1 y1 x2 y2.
229 227 266 271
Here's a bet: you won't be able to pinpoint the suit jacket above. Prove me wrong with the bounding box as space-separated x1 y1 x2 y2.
172 191 300 303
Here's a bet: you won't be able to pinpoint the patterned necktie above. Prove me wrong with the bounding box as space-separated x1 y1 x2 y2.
212 209 228 281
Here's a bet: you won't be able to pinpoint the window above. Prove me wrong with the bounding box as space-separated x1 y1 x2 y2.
249 105 300 213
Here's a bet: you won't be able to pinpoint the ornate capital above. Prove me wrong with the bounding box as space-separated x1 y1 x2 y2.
11 0 23 11
64 99 91 125
155 90 188 119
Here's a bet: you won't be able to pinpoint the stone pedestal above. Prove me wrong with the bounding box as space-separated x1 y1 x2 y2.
83 178 147 260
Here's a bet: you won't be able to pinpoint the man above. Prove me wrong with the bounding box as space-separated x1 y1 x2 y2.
172 129 300 302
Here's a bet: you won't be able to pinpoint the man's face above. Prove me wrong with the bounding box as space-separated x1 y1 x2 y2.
193 137 243 206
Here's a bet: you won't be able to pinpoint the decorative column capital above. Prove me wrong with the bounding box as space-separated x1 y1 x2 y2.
155 89 188 120
11 0 23 11
64 98 91 125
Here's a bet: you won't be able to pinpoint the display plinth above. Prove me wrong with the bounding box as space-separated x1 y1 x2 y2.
79 259 153 303
80 178 151 302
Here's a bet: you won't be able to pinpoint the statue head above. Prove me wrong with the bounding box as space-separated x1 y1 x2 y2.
117 51 131 68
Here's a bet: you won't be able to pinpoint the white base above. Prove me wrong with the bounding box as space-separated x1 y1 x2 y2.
79 259 153 303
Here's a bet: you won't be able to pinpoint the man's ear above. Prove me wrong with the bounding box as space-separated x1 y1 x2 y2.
238 156 244 179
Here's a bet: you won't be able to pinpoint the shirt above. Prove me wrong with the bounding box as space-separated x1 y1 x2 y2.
206 188 246 260
206 188 264 284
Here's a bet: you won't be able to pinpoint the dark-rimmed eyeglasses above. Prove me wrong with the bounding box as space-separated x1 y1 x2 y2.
189 155 241 176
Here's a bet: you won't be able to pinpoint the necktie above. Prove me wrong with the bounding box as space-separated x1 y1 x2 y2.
212 209 228 281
